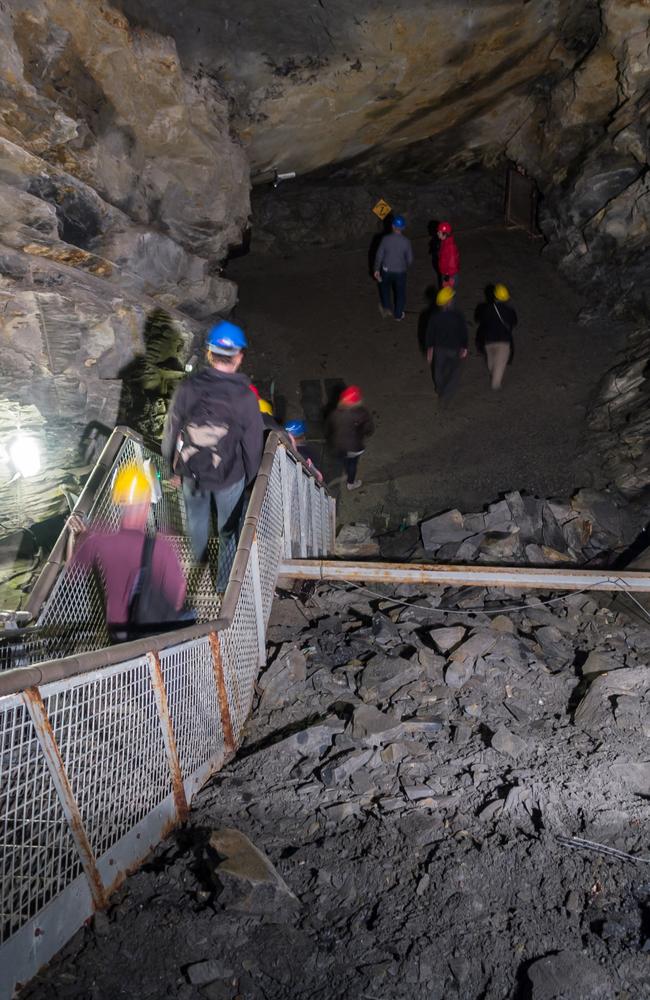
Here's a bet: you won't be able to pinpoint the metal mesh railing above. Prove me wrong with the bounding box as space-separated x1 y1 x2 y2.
0 429 335 998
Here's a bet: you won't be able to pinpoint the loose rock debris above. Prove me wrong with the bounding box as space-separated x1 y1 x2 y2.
24 582 650 1000
418 488 641 566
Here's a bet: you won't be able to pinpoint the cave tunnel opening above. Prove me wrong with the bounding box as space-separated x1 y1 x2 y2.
223 160 630 530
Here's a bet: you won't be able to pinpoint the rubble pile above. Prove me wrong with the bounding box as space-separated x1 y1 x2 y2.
419 488 643 566
27 582 650 1000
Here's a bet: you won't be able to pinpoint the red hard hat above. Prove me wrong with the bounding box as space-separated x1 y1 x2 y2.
340 385 362 406
437 221 452 235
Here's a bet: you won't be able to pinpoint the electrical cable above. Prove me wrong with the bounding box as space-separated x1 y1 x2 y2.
556 834 650 864
611 578 650 626
323 578 617 617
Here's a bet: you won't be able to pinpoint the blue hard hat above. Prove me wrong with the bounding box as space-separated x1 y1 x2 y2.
285 420 306 437
393 214 406 229
206 319 248 355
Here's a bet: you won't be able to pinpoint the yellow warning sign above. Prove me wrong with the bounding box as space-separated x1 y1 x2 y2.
372 198 392 220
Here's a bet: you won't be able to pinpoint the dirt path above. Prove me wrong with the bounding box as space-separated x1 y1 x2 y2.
229 225 627 527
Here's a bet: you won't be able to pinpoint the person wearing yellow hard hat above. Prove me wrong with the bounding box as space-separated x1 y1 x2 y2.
423 286 469 401
68 462 188 642
475 283 518 390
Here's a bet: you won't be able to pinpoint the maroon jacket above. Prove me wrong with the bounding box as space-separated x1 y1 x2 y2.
72 527 186 627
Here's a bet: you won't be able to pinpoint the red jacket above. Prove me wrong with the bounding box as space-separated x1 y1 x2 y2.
438 236 460 277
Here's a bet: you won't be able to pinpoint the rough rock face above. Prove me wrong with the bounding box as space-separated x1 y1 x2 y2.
118 0 579 178
506 0 650 319
0 0 250 532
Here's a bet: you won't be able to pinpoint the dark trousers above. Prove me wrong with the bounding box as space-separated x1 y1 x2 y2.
343 454 360 484
182 476 246 591
379 270 407 318
434 348 462 400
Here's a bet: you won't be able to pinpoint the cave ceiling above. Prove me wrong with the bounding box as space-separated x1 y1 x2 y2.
114 0 596 180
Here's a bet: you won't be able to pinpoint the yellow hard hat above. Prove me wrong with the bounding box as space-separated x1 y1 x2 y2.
494 283 510 301
436 286 455 307
259 398 273 415
112 464 152 506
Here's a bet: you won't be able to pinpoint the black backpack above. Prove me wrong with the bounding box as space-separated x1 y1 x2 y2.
128 535 181 636
176 386 235 487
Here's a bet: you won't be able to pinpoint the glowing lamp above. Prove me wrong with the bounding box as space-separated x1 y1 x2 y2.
7 434 42 478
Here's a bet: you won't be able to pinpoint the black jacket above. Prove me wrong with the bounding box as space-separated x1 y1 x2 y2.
162 366 264 489
476 301 517 349
327 405 374 454
425 307 468 352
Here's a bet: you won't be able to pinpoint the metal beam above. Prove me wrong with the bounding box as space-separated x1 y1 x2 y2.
277 559 650 593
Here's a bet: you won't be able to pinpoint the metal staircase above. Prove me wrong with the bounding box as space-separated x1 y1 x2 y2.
0 427 335 998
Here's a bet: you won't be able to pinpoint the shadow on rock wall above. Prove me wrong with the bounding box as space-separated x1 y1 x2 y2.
117 309 186 442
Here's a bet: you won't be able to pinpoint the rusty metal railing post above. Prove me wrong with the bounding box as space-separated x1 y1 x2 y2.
278 445 293 559
250 537 267 666
209 631 235 754
22 686 107 910
147 652 188 823
309 478 319 557
298 466 308 558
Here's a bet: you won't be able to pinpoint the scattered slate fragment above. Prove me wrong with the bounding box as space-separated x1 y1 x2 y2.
209 829 300 919
491 727 527 759
527 950 613 999
430 626 465 653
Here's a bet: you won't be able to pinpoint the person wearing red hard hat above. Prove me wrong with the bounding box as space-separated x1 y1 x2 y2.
326 385 374 491
436 221 460 290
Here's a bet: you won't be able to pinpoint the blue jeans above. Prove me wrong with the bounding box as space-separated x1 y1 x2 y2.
182 477 246 591
379 270 407 318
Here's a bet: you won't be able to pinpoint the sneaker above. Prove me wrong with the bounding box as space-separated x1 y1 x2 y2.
378 305 391 319
395 312 405 321
346 479 362 491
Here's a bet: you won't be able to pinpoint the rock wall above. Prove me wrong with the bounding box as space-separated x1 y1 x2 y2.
0 0 251 532
506 0 650 320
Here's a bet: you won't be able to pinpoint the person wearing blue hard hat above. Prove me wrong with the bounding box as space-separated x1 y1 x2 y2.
284 419 323 481
373 213 413 321
205 319 248 355
162 318 264 593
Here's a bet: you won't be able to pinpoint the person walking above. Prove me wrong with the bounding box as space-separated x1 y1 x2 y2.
326 385 374 491
162 319 264 593
476 283 518 390
425 287 468 401
373 214 413 321
68 464 188 642
285 420 324 481
436 221 460 289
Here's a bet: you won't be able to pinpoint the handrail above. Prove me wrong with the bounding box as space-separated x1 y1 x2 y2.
23 427 134 619
0 431 326 696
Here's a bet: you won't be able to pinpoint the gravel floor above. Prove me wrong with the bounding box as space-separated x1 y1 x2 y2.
24 580 650 1000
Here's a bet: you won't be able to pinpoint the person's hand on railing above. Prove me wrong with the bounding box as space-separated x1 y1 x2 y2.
306 459 324 483
65 514 87 561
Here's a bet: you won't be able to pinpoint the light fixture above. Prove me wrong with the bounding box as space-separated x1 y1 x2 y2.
6 433 42 478
273 170 296 188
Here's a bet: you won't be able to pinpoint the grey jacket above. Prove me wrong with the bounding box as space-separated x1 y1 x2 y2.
374 232 413 273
